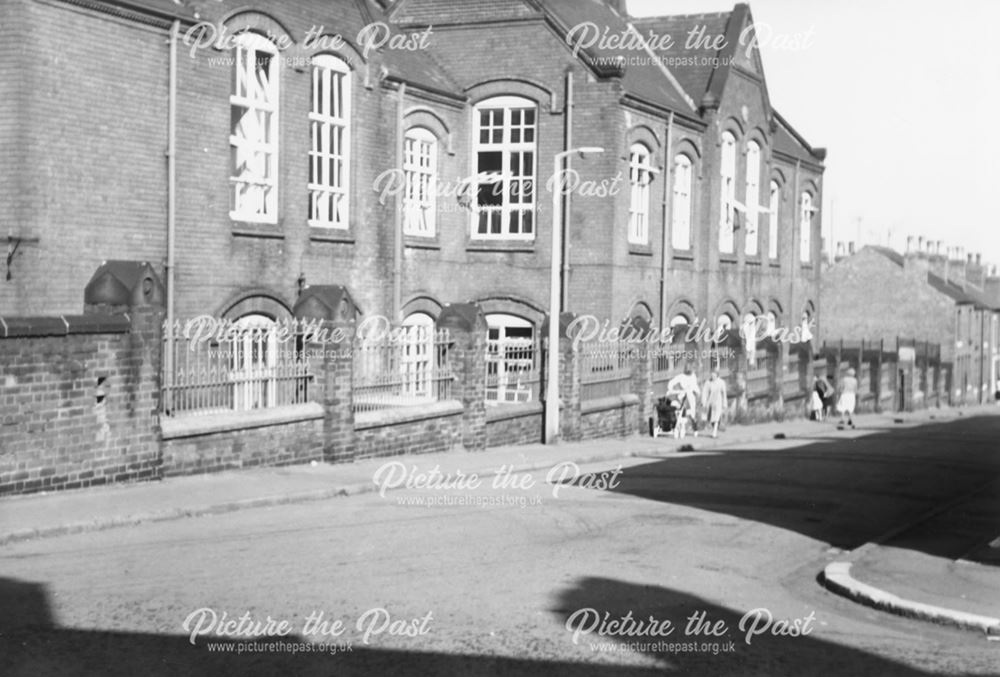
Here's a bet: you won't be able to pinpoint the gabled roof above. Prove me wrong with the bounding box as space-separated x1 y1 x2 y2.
389 0 541 25
523 0 697 114
927 273 978 306
865 245 905 268
392 0 697 115
773 110 825 164
630 11 732 105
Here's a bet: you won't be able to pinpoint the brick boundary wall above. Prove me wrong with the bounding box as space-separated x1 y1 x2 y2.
485 403 543 447
0 311 161 496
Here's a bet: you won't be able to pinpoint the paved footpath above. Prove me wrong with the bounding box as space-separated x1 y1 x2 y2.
2 404 998 636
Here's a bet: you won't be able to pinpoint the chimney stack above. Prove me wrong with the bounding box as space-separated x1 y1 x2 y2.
906 236 915 253
848 241 856 255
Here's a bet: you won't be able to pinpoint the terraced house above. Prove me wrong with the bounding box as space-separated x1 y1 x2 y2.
0 0 826 490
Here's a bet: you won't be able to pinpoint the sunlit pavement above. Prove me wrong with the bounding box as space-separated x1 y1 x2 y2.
2 413 999 676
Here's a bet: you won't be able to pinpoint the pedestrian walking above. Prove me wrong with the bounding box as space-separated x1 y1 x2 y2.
837 368 858 429
701 369 728 438
812 375 832 421
666 366 700 438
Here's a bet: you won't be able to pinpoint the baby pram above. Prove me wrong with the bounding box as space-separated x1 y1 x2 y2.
649 393 683 438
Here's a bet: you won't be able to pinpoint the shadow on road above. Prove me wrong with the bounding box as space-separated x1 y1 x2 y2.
576 416 1000 563
0 577 661 677
551 575 932 676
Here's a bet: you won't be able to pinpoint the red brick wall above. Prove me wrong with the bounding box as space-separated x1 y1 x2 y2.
0 312 161 495
161 420 324 476
0 0 168 316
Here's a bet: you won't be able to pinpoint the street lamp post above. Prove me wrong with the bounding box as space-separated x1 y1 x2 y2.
546 146 604 444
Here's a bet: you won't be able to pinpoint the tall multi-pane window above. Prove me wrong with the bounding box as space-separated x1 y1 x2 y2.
719 131 736 254
309 55 351 228
400 312 435 399
628 143 653 245
671 154 692 251
403 127 437 237
800 192 813 263
230 33 279 222
768 180 780 259
473 96 536 239
744 141 760 256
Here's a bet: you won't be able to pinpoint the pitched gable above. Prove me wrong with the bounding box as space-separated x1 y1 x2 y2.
630 11 730 105
390 0 540 26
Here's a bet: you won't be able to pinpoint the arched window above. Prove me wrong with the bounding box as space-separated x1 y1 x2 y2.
628 143 653 245
800 192 814 263
744 141 761 256
232 313 278 411
230 32 279 223
309 55 351 228
768 180 780 259
485 313 537 403
473 96 536 239
403 127 437 237
401 312 435 399
719 132 737 254
671 154 692 251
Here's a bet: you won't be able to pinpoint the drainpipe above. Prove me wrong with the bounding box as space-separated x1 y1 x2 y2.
165 20 179 409
561 71 573 310
393 82 406 322
791 159 800 317
658 111 674 334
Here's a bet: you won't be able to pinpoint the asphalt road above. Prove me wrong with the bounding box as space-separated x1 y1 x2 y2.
2 415 999 676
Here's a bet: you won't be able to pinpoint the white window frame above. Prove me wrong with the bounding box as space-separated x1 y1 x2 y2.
719 131 737 254
485 314 536 403
308 55 351 229
231 314 278 411
744 141 761 256
671 154 692 251
768 180 780 259
472 96 537 240
628 143 653 245
230 32 279 223
800 192 813 263
400 313 435 399
403 127 437 237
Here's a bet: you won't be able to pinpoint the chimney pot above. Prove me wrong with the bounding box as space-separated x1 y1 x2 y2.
975 253 982 265
906 236 915 253
968 253 974 264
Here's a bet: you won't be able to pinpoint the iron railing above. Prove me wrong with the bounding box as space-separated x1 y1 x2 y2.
485 335 540 404
353 327 453 413
162 318 312 417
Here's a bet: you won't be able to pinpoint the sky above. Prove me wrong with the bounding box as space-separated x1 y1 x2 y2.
628 0 1000 266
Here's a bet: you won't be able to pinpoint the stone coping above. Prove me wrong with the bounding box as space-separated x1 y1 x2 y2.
161 403 324 440
580 393 640 415
354 400 464 430
485 401 543 422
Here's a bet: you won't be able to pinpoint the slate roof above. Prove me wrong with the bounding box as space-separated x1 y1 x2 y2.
927 272 978 306
773 111 824 163
539 0 697 114
390 0 540 25
630 11 732 103
865 245 905 268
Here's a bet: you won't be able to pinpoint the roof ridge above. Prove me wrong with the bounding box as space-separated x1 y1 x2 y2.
623 20 697 112
632 12 732 22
